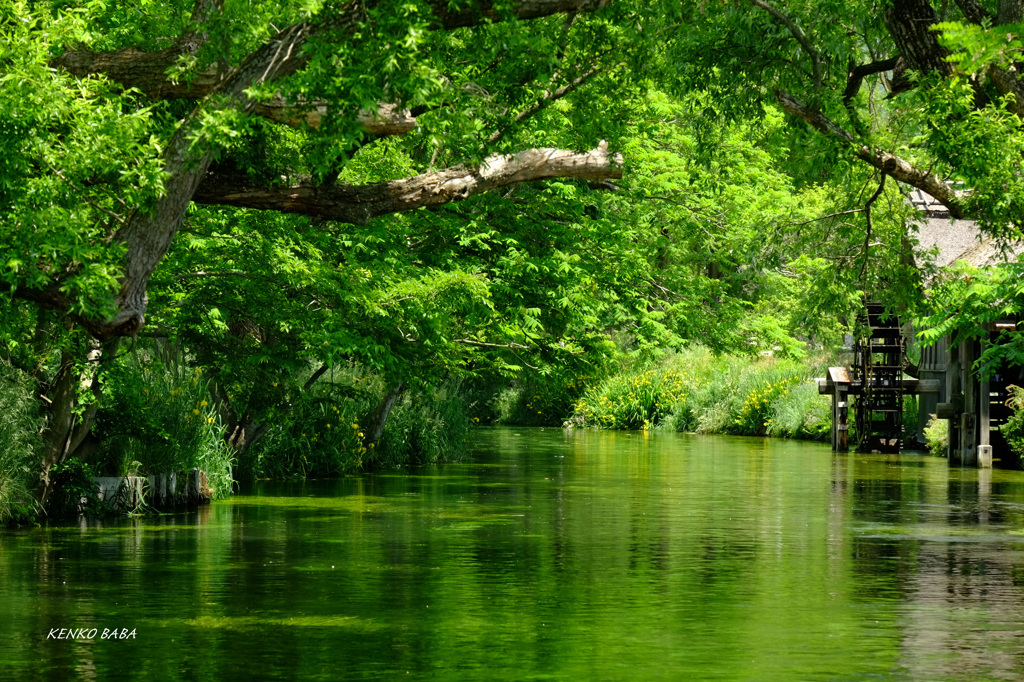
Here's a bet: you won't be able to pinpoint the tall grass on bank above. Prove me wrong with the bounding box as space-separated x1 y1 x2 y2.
95 350 233 499
0 364 42 524
376 381 471 467
570 346 833 441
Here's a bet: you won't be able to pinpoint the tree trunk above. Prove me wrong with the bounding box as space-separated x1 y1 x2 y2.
226 415 273 458
998 0 1023 24
884 0 950 77
365 383 408 445
39 351 78 492
37 338 120 504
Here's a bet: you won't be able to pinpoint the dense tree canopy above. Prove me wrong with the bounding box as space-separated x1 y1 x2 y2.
2 0 1023 506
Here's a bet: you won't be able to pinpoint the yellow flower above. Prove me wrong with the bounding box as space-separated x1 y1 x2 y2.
358 432 364 438
327 424 331 428
200 400 208 407
192 409 199 415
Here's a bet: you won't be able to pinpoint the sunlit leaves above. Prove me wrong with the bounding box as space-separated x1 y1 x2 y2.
0 4 164 316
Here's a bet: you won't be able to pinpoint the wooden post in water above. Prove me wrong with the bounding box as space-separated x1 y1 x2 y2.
828 367 850 451
979 336 993 468
946 342 963 465
961 340 977 466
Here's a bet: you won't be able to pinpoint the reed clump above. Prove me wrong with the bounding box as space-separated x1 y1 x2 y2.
0 364 42 525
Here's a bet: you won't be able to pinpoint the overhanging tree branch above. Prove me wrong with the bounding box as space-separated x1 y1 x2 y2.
844 56 900 106
774 90 967 218
193 143 623 222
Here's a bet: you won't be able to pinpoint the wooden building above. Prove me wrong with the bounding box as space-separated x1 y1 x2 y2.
822 191 1022 467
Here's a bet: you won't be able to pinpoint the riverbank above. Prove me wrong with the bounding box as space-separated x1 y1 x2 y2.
490 347 839 443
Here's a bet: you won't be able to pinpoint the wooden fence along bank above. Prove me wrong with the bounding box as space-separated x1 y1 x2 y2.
93 469 213 511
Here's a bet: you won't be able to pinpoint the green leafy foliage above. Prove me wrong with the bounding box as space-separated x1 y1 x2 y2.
1004 385 1024 462
44 458 102 518
924 416 949 457
918 261 1024 373
0 4 165 315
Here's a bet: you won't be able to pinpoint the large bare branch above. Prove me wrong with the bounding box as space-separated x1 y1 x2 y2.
54 1 612 98
54 48 417 132
252 99 418 134
774 90 967 217
844 57 901 106
193 143 623 223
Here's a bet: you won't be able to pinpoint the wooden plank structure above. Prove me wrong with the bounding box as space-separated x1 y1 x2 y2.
94 468 213 511
934 321 1022 467
820 311 1021 467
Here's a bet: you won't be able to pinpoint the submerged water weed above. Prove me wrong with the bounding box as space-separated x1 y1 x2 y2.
0 364 42 524
95 348 233 499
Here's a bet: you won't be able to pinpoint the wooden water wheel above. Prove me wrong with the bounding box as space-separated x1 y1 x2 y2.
852 303 905 453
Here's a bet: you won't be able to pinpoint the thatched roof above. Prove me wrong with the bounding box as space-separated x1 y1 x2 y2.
909 189 1023 269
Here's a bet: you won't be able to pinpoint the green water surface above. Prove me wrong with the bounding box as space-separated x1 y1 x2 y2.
4 428 1024 681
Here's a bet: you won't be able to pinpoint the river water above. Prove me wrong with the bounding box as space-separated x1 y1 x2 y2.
4 428 1024 680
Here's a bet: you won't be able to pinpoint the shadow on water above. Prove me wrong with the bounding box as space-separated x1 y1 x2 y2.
3 428 1024 680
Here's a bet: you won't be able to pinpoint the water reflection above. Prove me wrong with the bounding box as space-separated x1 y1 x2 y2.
2 430 1024 680
836 456 1024 681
